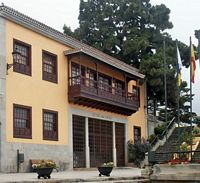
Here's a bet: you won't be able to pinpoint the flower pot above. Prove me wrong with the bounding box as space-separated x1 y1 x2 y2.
36 167 53 179
98 167 113 176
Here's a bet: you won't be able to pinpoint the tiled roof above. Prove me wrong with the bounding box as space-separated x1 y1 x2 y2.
0 4 145 79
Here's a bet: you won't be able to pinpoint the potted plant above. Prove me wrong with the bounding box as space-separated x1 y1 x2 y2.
97 162 114 177
32 160 57 179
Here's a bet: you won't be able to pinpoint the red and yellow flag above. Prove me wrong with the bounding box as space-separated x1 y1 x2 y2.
191 44 196 83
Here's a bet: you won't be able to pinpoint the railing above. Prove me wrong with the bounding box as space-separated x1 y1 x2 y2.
149 150 200 165
150 117 176 147
68 75 139 107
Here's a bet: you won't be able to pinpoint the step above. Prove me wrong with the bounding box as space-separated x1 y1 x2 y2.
81 179 150 183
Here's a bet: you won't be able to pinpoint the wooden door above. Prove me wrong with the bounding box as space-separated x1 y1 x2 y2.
115 123 125 166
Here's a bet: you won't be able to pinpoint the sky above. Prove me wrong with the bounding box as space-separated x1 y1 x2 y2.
1 0 200 115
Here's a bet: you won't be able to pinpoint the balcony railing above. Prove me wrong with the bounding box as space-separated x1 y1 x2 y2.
68 76 139 115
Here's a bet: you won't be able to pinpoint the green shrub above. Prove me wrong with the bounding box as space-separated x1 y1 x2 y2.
127 139 149 167
193 127 200 135
148 134 156 143
154 124 166 136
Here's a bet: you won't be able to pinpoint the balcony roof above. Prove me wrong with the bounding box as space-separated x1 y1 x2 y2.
0 4 145 79
65 48 144 79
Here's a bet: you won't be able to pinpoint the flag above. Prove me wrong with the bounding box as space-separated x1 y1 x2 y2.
176 45 182 86
191 44 196 83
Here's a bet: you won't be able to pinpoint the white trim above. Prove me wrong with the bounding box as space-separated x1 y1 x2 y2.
85 117 90 168
69 106 128 124
68 107 73 169
113 122 117 167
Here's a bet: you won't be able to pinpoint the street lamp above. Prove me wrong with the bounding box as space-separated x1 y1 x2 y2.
7 49 22 74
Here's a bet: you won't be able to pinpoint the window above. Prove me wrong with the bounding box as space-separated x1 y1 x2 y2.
71 63 85 85
42 50 57 83
133 85 140 107
13 39 31 75
134 126 141 143
99 75 111 92
13 104 32 138
115 80 124 96
88 69 97 88
43 109 58 141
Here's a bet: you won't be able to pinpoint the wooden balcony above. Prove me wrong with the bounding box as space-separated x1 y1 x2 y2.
68 76 139 115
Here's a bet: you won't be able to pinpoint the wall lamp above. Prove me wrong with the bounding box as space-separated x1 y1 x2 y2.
7 50 21 74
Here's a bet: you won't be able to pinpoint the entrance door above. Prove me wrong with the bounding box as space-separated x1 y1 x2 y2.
115 123 125 166
72 115 86 168
89 118 113 167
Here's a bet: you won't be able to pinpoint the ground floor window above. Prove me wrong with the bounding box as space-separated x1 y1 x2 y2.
43 109 58 141
134 126 141 143
13 104 32 139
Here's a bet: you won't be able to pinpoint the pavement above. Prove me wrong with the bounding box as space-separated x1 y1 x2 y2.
0 167 148 183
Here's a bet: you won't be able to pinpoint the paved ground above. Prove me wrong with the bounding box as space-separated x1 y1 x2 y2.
0 168 143 183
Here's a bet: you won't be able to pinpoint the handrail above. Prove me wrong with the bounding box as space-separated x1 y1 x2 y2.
150 117 176 147
161 117 176 137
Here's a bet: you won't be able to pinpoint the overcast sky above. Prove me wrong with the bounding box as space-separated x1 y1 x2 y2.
1 0 200 115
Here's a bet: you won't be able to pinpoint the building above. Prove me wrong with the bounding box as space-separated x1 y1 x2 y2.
0 5 146 172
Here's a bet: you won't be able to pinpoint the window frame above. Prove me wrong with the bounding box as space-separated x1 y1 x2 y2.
98 73 112 93
43 109 58 141
71 62 85 85
133 126 141 144
13 104 32 139
114 79 124 96
87 68 97 88
13 39 32 76
133 85 140 107
42 50 58 83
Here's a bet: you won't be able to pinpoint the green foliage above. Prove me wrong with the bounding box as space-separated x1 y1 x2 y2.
127 140 149 167
154 124 166 136
148 134 156 143
193 116 200 126
181 131 192 144
179 142 189 160
32 160 57 169
63 24 73 36
73 0 173 68
100 162 114 167
193 127 200 135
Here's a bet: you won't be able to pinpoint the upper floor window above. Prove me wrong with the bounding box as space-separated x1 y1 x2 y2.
71 63 85 85
13 39 31 75
43 109 58 141
42 50 57 83
115 79 124 96
99 75 111 92
88 69 97 88
13 104 32 139
133 85 140 107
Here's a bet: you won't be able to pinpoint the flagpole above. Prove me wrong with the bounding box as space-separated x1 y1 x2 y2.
163 38 167 124
176 39 181 153
189 37 193 161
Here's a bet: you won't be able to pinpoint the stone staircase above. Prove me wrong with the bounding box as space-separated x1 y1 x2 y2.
156 126 191 153
150 126 191 163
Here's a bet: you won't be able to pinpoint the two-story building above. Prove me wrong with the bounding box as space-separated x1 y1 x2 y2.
0 5 146 172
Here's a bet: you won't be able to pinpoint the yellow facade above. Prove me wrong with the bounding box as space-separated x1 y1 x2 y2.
128 83 147 140
0 5 147 172
5 19 146 145
6 21 69 145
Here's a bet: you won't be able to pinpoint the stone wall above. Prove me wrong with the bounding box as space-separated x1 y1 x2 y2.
1 142 71 172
